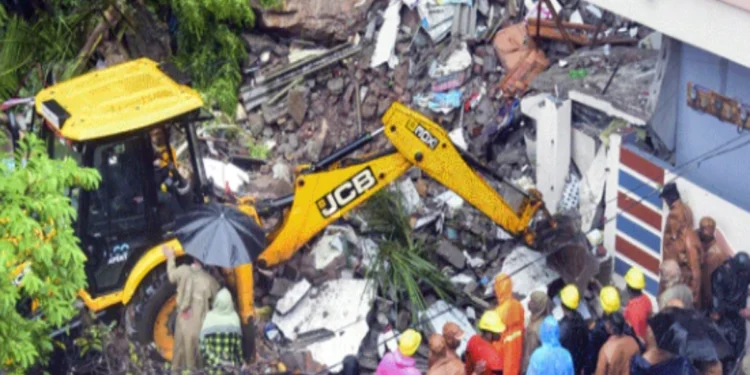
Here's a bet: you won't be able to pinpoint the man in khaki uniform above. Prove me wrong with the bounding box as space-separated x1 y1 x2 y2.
662 217 702 309
162 246 220 373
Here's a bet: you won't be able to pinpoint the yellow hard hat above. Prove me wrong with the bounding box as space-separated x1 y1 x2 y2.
560 284 580 310
625 267 646 290
599 286 621 314
398 329 422 357
478 310 506 334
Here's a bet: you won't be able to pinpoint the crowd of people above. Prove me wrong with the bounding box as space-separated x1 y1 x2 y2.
377 257 750 375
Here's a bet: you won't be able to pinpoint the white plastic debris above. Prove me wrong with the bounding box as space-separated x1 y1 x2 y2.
260 51 271 63
202 158 250 193
450 273 475 286
430 43 472 78
419 300 477 358
463 251 486 268
449 128 468 151
558 59 569 68
371 0 403 68
275 279 312 315
435 190 465 217
273 279 375 371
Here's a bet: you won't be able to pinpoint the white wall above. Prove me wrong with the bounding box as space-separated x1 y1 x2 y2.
587 0 750 69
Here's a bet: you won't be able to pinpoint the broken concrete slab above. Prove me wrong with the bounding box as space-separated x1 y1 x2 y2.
288 86 309 125
579 146 607 232
436 239 466 269
485 246 560 298
371 0 403 69
202 158 250 193
276 279 312 315
311 232 347 270
272 278 375 371
521 94 571 214
418 300 476 358
571 128 597 176
393 179 423 215
257 0 373 42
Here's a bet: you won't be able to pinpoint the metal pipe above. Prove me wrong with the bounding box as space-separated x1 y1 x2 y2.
311 128 383 172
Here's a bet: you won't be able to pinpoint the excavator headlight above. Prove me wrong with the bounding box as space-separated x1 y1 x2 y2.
40 99 71 130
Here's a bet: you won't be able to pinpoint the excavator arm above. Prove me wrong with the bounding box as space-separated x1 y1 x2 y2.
256 102 549 269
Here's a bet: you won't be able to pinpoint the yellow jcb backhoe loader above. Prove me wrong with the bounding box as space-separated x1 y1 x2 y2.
14 58 593 363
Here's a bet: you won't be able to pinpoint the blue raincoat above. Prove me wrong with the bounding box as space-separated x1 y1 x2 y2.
527 316 575 375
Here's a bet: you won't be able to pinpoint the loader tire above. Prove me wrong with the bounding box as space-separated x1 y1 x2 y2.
124 266 177 362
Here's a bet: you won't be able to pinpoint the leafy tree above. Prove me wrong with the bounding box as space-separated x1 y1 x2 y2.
0 133 99 372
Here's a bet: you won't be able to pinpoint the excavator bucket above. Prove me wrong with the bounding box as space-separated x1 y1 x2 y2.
534 213 600 293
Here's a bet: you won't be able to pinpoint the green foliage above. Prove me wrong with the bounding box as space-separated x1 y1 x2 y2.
363 190 455 316
246 139 269 159
0 3 94 101
152 0 255 115
74 318 115 357
0 134 100 372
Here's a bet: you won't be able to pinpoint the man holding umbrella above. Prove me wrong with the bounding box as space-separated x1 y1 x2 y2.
163 245 220 372
711 252 750 365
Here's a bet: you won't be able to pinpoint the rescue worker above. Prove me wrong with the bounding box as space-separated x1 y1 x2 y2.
376 328 422 375
199 288 243 374
493 274 524 375
527 316 575 375
698 217 733 309
443 322 464 361
623 267 652 342
657 259 694 310
523 291 550 373
466 311 505 375
163 245 220 372
629 315 697 375
661 196 702 308
660 182 694 242
711 252 750 360
594 312 640 375
427 334 464 375
558 284 588 374
585 286 627 375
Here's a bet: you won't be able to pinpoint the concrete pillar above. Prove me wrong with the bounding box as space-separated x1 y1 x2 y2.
521 94 571 213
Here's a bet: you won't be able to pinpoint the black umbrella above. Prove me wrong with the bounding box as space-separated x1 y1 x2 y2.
174 202 266 268
649 307 734 362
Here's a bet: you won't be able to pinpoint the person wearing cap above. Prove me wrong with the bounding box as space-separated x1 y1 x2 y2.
558 284 589 375
442 322 464 361
623 267 653 342
427 334 464 375
594 312 641 375
522 291 551 373
585 287 628 375
660 183 702 308
527 316 575 375
466 311 505 375
493 274 524 375
376 329 422 375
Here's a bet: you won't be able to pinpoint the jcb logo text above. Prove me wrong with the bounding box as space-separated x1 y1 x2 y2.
413 125 439 149
317 167 377 218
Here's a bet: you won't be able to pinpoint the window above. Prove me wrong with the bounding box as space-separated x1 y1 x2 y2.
88 137 147 236
51 138 83 212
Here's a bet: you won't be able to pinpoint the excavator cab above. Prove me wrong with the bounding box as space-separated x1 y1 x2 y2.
33 58 214 316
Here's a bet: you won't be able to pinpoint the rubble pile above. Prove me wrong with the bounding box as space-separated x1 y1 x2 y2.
196 0 666 373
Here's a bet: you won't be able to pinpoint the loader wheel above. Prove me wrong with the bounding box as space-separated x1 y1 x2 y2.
124 266 176 362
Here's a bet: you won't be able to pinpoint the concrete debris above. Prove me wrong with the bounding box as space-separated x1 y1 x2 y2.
393 178 423 214
276 279 312 315
418 0 457 42
558 173 580 213
311 233 347 270
486 246 560 298
288 86 309 125
272 279 375 371
258 0 373 41
434 190 465 217
436 239 466 269
327 77 345 95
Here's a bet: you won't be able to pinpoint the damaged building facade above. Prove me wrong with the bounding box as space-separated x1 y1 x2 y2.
575 0 750 298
